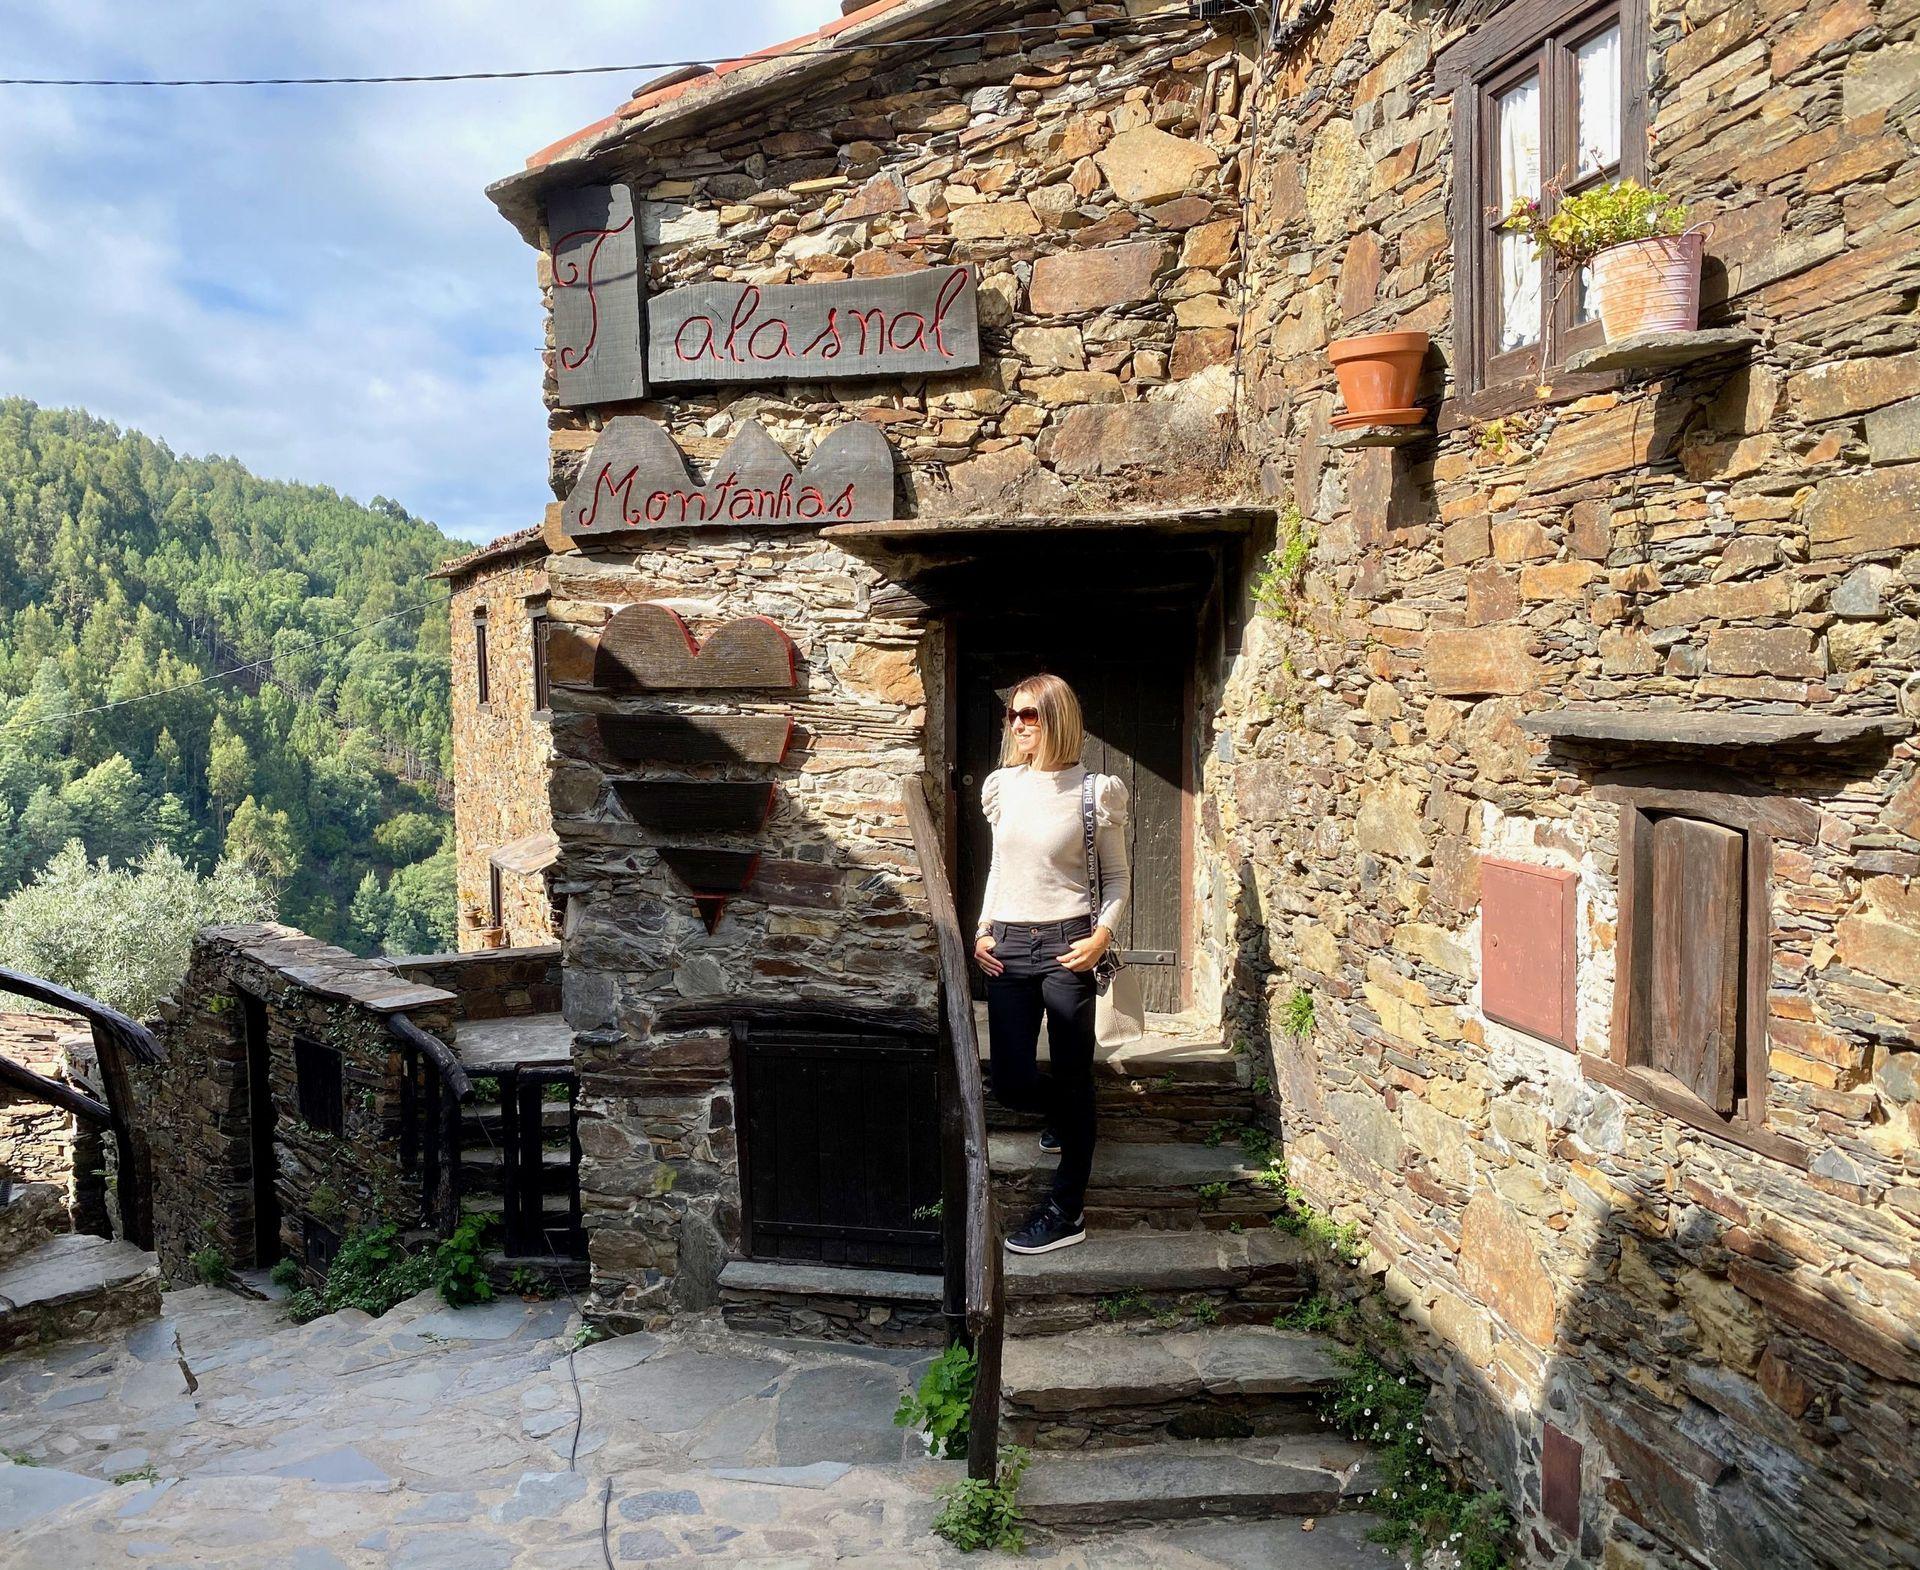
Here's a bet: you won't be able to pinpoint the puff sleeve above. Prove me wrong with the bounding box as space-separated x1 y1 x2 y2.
1092 773 1130 934
975 769 1007 935
980 768 1006 826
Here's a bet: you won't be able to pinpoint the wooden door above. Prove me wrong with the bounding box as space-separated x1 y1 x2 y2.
240 991 282 1266
731 1020 942 1271
955 609 1188 1013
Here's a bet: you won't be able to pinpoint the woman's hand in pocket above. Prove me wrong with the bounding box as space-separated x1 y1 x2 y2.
974 932 1004 976
1057 926 1112 974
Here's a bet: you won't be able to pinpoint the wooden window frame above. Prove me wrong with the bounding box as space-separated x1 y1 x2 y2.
1440 0 1648 412
530 609 551 715
1584 769 1811 1170
292 1036 344 1138
473 606 491 708
488 861 506 932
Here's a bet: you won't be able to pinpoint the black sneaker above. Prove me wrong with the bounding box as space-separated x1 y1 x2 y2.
1038 1127 1062 1154
1005 1201 1085 1255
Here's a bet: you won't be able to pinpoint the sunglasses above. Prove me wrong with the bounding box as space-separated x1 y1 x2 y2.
1005 706 1041 726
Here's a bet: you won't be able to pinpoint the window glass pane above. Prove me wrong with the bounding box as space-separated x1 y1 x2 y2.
1576 26 1623 178
1495 74 1542 352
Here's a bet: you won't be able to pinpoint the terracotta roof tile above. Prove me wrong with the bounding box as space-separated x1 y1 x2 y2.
525 0 912 169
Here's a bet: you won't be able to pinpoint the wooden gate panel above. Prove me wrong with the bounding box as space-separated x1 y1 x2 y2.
732 1022 941 1271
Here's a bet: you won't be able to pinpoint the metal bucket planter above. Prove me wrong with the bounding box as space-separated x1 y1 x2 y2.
1590 231 1705 340
1328 330 1430 427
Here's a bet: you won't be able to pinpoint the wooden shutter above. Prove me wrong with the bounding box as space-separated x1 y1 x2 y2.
1647 816 1744 1113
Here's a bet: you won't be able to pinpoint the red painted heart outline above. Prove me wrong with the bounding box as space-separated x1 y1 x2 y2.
593 602 799 691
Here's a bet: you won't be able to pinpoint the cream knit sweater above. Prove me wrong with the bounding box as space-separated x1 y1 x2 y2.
974 764 1130 936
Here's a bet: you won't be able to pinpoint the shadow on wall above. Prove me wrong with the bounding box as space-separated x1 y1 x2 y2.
548 640 939 1322
1225 847 1920 1569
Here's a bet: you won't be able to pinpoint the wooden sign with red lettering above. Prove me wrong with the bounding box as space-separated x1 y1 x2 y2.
562 417 894 537
547 184 647 407
646 265 979 384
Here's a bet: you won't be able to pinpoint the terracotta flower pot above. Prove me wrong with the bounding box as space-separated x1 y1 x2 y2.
1328 331 1429 424
1589 231 1704 340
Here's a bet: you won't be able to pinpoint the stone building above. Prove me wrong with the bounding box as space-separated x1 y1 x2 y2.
420 0 1920 1561
437 528 562 950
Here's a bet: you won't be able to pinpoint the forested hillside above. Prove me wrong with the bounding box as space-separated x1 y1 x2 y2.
0 398 458 957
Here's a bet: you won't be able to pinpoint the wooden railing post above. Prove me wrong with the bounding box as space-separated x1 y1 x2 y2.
902 775 1002 1485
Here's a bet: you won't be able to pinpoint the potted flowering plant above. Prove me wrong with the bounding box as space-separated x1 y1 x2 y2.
1501 180 1700 340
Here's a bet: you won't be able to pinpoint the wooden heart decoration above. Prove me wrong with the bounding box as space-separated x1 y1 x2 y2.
594 603 797 692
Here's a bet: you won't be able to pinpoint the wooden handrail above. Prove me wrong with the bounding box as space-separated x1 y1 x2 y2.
902 774 1004 1483
0 1052 113 1125
0 966 161 1066
388 1014 474 1101
388 1014 472 1234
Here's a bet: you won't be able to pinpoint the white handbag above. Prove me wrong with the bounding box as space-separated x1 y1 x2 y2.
1081 772 1145 1048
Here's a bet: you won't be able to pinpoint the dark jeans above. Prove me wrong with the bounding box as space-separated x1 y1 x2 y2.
984 915 1097 1217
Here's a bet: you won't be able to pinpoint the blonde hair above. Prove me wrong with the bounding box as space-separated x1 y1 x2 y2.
1001 672 1085 770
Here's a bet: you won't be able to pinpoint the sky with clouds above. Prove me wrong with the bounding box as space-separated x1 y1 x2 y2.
0 0 829 542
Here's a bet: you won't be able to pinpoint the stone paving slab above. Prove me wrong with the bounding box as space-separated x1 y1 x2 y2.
0 1280 1407 1568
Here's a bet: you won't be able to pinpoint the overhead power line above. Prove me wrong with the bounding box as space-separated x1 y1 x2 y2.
5 587 456 734
0 14 1202 88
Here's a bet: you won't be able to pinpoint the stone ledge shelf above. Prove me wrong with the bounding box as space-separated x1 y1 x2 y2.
1564 326 1760 376
1322 421 1431 451
1518 705 1913 750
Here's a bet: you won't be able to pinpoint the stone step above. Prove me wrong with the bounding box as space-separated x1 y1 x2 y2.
485 1251 590 1297
976 1013 1256 1141
0 1232 162 1354
1006 1227 1313 1334
459 1146 578 1195
1020 1433 1380 1528
717 1259 946 1347
1001 1324 1345 1449
990 1134 1277 1232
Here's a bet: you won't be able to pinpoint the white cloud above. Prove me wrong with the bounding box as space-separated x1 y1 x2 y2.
0 0 822 542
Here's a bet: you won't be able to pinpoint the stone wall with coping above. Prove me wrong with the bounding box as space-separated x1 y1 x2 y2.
513 2 1270 1322
144 925 458 1283
389 946 563 1023
448 551 561 952
1205 0 1920 1564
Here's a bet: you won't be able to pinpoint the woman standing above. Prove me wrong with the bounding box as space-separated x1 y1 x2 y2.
973 674 1129 1255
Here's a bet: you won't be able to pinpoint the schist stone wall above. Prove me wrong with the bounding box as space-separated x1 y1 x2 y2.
1204 0 1920 1566
0 1012 106 1234
444 542 562 951
502 4 1266 1322
144 926 457 1283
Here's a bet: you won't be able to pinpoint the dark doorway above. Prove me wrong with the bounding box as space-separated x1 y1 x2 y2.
732 1016 942 1271
240 991 282 1266
955 605 1190 1013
